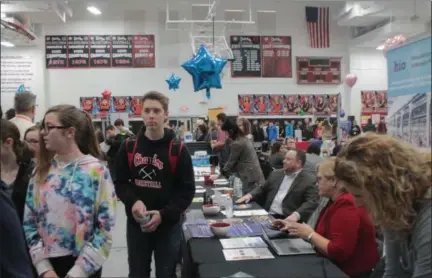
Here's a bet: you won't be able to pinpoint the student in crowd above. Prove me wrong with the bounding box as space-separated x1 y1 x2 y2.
9 91 37 140
211 113 230 169
237 149 319 222
362 118 376 132
0 188 34 278
5 108 16 120
196 123 210 142
268 142 285 170
1 119 35 222
114 118 134 137
303 143 323 176
335 134 431 278
284 137 296 151
267 121 278 141
24 125 41 161
105 125 128 179
273 158 380 278
237 117 253 141
23 105 117 278
349 120 361 137
114 91 195 278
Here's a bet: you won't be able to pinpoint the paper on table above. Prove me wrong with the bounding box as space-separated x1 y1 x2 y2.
220 237 267 249
195 189 206 193
196 185 204 189
222 248 274 261
221 209 268 217
192 197 204 203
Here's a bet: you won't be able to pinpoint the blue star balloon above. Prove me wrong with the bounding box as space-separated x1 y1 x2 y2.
181 44 227 99
166 73 181 91
16 84 25 93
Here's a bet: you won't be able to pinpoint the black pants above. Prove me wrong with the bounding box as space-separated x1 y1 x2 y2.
49 256 102 278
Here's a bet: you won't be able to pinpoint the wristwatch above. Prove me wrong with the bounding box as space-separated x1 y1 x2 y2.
306 232 315 243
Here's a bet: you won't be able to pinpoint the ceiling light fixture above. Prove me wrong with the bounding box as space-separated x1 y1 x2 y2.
257 10 277 13
376 44 385 50
1 41 15 47
87 6 102 15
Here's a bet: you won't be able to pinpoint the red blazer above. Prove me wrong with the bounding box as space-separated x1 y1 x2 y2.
315 193 379 277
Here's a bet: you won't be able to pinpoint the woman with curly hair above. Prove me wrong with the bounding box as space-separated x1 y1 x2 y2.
334 133 431 278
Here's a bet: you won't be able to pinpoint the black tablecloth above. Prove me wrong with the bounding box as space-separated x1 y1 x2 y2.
182 180 348 278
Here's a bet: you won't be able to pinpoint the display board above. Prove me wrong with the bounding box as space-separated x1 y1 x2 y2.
238 94 338 116
45 34 155 69
296 57 341 84
230 35 292 78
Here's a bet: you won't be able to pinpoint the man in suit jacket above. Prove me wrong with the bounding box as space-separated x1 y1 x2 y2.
236 149 319 223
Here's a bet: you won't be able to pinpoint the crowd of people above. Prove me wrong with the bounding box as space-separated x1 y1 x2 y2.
0 90 430 278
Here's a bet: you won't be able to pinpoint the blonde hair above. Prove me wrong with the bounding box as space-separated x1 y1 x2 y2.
317 158 336 179
335 133 431 232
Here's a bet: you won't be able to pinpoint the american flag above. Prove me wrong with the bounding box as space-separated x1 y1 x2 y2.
306 6 330 48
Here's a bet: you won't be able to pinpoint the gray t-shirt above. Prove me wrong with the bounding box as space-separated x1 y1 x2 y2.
383 194 431 278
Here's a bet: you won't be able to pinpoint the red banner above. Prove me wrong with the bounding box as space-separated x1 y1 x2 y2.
238 95 253 116
283 95 300 115
361 91 376 115
298 94 314 115
129 96 143 118
132 35 155 68
261 36 292 78
268 95 284 115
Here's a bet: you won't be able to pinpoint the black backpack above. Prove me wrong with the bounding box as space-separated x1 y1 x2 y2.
257 153 273 180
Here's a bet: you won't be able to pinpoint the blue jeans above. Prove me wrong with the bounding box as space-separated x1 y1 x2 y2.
127 221 182 278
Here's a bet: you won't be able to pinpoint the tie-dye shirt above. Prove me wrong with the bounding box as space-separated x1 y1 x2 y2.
23 155 117 277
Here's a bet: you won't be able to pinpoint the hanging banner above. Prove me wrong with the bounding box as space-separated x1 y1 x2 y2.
252 94 269 115
238 95 253 116
387 37 431 149
267 95 284 115
283 95 300 115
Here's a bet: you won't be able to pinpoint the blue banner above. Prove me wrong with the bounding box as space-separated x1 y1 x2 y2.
387 37 431 97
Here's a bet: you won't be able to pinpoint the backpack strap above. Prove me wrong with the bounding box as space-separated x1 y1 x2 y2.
126 137 139 170
168 139 184 176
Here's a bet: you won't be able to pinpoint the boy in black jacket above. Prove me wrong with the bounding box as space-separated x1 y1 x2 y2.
114 91 195 278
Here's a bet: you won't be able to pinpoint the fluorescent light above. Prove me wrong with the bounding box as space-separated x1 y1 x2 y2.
225 10 245 13
1 13 6 18
1 41 15 47
376 44 385 50
257 10 277 13
87 6 101 15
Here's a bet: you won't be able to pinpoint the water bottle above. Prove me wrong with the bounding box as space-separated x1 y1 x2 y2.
233 177 243 199
225 195 234 219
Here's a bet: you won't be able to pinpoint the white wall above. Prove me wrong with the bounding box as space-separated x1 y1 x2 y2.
348 47 388 121
5 2 352 118
1 46 47 122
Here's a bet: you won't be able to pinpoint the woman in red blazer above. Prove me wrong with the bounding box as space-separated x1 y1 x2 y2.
273 158 379 278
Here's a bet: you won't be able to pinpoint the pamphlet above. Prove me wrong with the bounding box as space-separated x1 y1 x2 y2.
195 189 206 193
220 237 267 249
221 209 268 217
222 248 274 261
192 197 204 203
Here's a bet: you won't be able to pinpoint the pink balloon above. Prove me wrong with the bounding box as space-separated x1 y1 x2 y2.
344 73 358 88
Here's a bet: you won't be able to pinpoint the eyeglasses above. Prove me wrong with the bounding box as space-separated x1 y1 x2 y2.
41 125 69 133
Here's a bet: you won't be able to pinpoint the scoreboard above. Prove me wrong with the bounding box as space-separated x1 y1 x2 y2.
296 57 342 84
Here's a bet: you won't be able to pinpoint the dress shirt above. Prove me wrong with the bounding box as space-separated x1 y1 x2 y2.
269 171 299 215
9 115 35 141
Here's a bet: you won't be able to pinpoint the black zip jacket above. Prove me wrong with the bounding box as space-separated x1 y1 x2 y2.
114 126 195 228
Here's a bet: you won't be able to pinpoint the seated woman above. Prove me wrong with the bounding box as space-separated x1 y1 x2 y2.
335 134 431 278
273 158 379 278
267 142 285 169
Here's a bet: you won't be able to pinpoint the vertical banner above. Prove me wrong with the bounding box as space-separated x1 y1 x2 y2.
252 95 269 115
361 91 376 115
129 96 143 118
230 36 262 77
298 95 314 115
89 35 111 67
261 36 292 78
45 36 68 68
67 35 90 68
132 35 156 68
375 90 388 114
312 95 329 116
283 95 300 115
387 37 431 149
111 35 133 68
267 95 284 115
238 95 253 116
112 96 130 113
328 94 338 115
80 97 96 115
